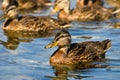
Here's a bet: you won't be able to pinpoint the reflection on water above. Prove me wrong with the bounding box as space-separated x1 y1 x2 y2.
0 37 20 50
3 30 55 38
47 61 109 80
0 30 55 50
113 22 120 28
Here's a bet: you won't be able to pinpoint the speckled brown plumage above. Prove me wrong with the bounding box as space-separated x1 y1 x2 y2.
45 30 111 64
2 15 70 31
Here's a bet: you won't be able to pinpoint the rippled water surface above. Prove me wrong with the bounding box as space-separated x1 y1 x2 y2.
0 0 120 80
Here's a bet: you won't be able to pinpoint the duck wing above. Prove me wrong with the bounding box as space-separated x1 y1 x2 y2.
67 39 111 62
16 15 70 31
72 6 117 21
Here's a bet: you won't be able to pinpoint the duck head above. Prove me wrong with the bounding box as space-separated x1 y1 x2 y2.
45 29 71 53
50 0 70 15
0 1 19 20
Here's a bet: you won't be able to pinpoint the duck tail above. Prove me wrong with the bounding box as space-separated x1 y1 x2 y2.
59 21 72 29
112 8 120 14
102 39 111 52
44 2 54 6
61 24 72 28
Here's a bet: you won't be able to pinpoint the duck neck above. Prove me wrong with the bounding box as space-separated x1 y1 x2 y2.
57 0 71 21
88 0 93 6
76 0 84 8
59 45 70 56
50 45 70 63
64 5 70 14
58 9 70 21
5 13 19 21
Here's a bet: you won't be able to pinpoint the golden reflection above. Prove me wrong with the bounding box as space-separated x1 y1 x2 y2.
0 30 55 50
3 30 55 38
113 22 120 28
48 61 108 80
0 37 20 50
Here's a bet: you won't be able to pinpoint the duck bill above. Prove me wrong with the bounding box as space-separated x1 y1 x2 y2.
45 41 58 48
49 7 60 16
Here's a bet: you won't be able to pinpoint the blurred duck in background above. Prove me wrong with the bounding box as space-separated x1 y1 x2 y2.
45 29 111 64
0 1 71 32
1 0 53 10
76 0 104 9
50 0 120 22
105 0 120 8
105 0 120 18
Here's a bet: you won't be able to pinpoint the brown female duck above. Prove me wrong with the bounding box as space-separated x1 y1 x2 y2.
50 0 120 22
2 0 53 10
45 30 111 64
0 3 71 32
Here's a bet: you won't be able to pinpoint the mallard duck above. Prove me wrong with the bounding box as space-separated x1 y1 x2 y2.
45 29 111 64
0 3 71 32
76 0 104 9
2 0 53 10
50 0 120 22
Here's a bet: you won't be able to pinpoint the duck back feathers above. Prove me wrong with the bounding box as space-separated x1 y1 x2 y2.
2 15 71 31
66 39 111 63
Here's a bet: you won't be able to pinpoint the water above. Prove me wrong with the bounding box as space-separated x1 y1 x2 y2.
0 0 120 80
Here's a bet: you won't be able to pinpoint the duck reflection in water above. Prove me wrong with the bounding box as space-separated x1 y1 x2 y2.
0 36 20 50
47 62 108 80
3 30 55 39
0 30 55 50
0 36 33 50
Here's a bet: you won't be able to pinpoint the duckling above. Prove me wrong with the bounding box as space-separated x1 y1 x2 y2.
1 0 53 10
76 0 104 9
50 0 120 22
45 30 111 64
0 3 71 32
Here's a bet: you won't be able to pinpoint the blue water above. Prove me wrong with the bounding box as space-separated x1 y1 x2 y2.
0 0 120 80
